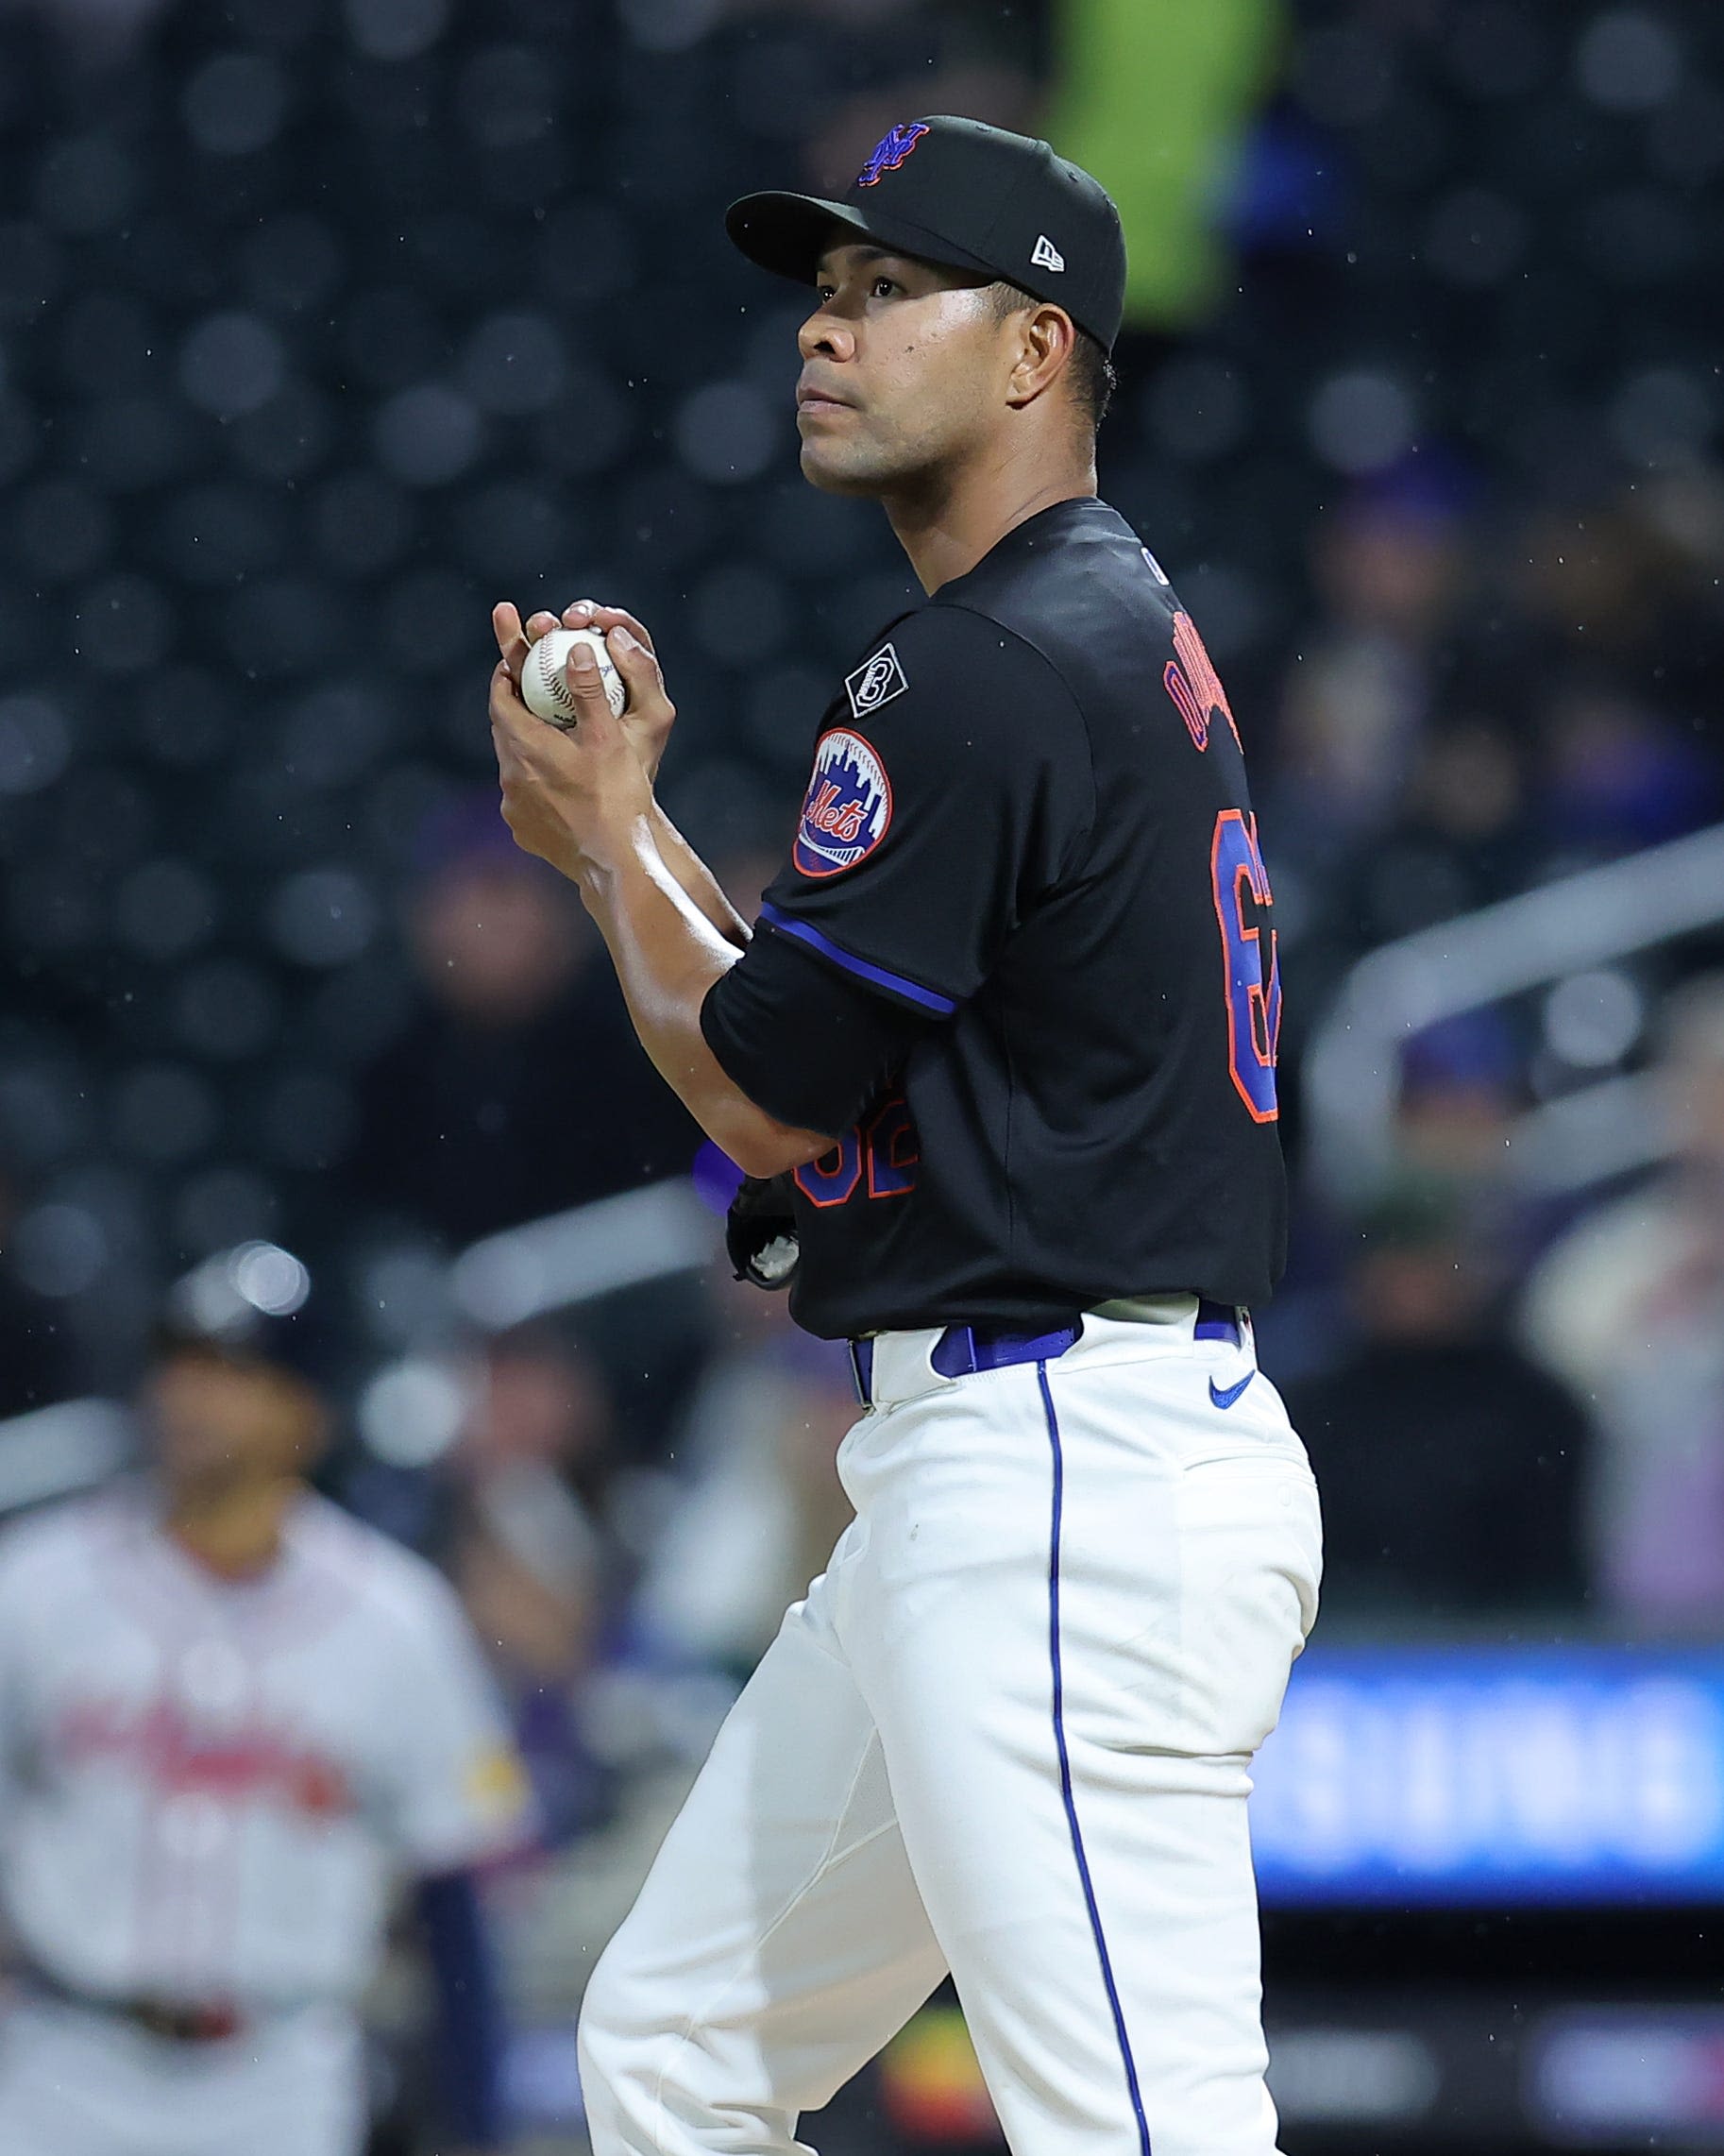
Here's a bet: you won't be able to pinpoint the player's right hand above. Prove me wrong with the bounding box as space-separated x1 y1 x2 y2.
490 602 677 784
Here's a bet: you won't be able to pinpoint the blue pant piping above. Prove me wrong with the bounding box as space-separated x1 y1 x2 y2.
1039 1360 1154 2156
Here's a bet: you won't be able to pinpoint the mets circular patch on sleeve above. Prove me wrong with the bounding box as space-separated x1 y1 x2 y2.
793 726 893 878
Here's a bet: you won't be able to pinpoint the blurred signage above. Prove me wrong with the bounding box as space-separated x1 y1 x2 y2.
1265 2028 1441 2126
872 2009 1448 2141
879 2004 1003 2144
1529 2009 1724 2144
1253 1646 1724 1904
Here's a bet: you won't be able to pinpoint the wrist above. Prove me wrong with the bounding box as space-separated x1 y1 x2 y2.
574 809 653 895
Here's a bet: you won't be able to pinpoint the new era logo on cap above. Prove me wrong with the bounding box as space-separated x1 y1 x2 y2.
1031 234 1065 273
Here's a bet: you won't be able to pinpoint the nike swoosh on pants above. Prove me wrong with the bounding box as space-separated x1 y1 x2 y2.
1208 1371 1256 1411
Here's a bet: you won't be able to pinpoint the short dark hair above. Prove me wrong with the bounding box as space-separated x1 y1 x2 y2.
987 280 1117 433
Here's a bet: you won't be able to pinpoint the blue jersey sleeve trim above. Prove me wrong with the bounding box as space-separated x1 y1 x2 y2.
757 902 958 1016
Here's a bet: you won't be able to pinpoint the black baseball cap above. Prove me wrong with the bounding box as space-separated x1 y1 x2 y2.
154 1240 324 1383
727 115 1126 355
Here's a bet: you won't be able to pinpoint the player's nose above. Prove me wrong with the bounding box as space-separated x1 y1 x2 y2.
797 307 854 365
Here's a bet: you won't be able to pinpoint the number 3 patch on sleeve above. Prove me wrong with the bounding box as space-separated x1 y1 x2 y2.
845 641 908 718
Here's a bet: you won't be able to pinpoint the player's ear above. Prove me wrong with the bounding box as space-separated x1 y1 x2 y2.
1006 304 1076 410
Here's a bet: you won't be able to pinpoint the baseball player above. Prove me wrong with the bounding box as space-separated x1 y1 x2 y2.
0 1243 528 2156
488 115 1321 2156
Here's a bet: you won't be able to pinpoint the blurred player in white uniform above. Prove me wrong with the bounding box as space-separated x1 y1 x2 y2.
0 1243 530 2156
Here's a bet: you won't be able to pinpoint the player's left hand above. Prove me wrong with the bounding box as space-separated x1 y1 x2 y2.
725 1171 801 1290
487 624 652 880
558 597 677 782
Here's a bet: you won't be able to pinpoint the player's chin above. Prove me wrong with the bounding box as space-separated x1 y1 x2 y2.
155 1433 245 1491
797 439 896 497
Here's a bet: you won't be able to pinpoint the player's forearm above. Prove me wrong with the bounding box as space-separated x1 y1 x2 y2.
649 803 752 951
578 819 827 1177
416 1869 506 2150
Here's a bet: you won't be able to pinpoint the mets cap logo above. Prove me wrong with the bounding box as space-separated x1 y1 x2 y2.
856 122 929 189
794 726 893 878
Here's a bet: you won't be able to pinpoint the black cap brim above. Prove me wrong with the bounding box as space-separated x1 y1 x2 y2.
725 190 1003 292
151 1316 315 1372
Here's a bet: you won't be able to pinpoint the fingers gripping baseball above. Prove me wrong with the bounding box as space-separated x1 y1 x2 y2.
490 603 564 684
563 599 677 780
492 605 618 720
561 597 655 656
492 600 676 781
487 657 650 877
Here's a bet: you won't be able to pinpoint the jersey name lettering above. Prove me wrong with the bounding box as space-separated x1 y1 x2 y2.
59 1694 354 1817
1163 610 1242 755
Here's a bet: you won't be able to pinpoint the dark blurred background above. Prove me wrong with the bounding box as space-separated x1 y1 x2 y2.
2 0 1723 2148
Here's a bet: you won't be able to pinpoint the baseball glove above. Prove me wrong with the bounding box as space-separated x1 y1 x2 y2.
725 1172 800 1291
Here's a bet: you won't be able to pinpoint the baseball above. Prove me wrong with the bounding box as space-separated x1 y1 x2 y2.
520 628 628 727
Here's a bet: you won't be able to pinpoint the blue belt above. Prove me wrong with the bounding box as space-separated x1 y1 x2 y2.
847 1299 1242 1407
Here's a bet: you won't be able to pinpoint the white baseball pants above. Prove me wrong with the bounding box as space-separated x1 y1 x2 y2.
580 1307 1323 2156
0 1995 364 2156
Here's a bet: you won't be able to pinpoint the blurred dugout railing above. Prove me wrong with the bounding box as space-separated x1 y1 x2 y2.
0 1175 722 1514
1306 818 1724 1204
449 1177 718 1333
0 1396 132 1516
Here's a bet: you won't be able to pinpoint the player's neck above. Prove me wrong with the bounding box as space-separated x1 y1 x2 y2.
164 1475 301 1579
884 442 1098 595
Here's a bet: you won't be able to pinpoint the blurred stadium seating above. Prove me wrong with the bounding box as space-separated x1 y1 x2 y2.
1 0 1722 2148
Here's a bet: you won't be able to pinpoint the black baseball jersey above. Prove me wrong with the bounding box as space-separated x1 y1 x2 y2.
701 496 1285 1340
